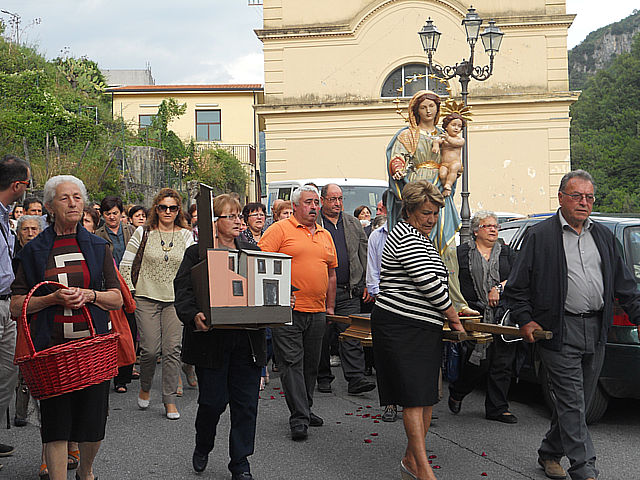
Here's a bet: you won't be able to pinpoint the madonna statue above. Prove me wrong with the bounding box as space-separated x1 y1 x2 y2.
386 90 476 315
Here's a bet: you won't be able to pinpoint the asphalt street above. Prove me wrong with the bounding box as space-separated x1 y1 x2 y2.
2 365 639 479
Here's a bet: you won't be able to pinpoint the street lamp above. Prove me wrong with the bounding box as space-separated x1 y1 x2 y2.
418 6 503 243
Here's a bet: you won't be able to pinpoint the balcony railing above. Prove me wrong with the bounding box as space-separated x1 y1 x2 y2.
195 143 256 166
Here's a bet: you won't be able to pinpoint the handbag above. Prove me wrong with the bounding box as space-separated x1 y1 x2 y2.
130 227 149 288
111 268 137 367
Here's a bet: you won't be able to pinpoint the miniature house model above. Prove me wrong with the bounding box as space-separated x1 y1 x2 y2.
194 248 293 328
190 183 293 328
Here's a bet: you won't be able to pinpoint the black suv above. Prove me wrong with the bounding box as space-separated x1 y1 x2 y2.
499 214 640 423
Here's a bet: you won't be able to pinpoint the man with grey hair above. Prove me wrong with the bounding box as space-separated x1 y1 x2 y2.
259 185 338 441
0 154 31 465
506 169 640 480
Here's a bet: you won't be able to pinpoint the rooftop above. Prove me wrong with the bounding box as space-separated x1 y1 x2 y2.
107 84 263 93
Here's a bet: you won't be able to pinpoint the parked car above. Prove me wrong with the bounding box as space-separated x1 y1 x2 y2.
499 214 640 424
266 178 388 220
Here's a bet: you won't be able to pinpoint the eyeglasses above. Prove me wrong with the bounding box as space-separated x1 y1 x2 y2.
15 179 31 187
157 204 179 213
218 214 242 221
561 191 596 203
479 224 499 230
248 212 265 218
323 196 343 203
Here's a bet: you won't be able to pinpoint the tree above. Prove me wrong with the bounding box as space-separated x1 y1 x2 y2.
189 147 248 196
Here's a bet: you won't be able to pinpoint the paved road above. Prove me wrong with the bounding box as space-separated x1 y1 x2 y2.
3 367 639 479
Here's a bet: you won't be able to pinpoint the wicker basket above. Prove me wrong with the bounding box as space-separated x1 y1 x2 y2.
15 281 120 400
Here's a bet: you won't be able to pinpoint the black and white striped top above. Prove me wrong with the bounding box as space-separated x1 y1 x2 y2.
376 221 451 326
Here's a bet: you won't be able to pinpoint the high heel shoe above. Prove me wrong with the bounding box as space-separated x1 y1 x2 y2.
400 460 418 480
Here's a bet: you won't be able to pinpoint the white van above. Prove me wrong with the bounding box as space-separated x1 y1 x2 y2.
266 178 388 218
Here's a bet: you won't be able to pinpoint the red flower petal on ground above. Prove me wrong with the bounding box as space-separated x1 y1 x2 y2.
433 465 441 469
270 396 275 399
364 439 372 443
481 473 488 476
481 452 487 457
373 420 379 423
345 413 353 415
366 405 372 408
428 455 437 459
370 433 378 436
363 414 370 418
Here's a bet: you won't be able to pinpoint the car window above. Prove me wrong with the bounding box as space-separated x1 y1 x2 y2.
277 188 292 201
498 226 519 246
624 226 640 289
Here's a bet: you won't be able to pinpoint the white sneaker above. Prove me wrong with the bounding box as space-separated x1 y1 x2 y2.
166 411 180 420
330 355 341 367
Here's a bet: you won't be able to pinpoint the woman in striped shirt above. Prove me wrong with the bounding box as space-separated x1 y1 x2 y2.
371 180 465 480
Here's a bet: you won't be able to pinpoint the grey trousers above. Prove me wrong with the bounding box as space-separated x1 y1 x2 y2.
0 299 18 415
135 296 183 404
317 288 366 386
538 315 604 480
272 311 325 428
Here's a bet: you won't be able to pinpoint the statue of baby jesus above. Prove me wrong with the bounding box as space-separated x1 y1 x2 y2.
432 112 465 197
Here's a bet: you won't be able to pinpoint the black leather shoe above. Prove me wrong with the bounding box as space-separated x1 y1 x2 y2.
309 412 324 427
448 396 462 414
364 367 373 376
232 473 254 480
317 382 332 393
192 450 208 473
291 424 308 441
0 444 15 457
347 378 376 395
486 412 518 424
13 417 27 427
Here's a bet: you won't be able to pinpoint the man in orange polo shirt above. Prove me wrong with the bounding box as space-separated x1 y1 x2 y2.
259 185 337 441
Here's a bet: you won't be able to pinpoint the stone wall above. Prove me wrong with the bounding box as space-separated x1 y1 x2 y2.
117 146 170 205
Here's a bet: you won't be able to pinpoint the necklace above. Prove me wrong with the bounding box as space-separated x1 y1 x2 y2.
158 228 175 262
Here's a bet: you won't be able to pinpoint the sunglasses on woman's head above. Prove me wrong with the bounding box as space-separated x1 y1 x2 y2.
157 204 179 213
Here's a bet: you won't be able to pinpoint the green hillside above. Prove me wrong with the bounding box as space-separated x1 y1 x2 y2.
569 10 640 90
570 34 640 212
0 23 122 197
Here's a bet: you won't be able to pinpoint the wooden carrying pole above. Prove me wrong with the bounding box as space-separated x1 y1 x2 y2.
463 319 552 341
337 314 493 346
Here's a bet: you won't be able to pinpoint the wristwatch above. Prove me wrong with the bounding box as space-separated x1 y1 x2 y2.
495 283 504 295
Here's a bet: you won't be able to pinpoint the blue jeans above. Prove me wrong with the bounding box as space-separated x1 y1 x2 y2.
194 331 261 475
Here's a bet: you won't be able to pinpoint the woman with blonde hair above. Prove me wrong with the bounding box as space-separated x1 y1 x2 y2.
174 194 266 478
371 180 465 480
120 188 194 420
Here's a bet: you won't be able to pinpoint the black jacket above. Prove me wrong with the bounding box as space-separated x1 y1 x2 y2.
505 212 640 351
457 242 514 315
173 238 267 368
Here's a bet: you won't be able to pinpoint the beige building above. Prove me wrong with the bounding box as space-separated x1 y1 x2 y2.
107 84 265 199
255 0 579 214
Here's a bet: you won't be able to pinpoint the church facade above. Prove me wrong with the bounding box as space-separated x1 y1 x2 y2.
255 0 578 214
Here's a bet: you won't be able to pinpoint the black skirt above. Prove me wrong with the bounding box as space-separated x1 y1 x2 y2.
40 380 110 443
371 305 443 407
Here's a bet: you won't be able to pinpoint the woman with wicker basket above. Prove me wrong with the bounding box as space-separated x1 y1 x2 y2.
119 188 194 420
10 175 123 480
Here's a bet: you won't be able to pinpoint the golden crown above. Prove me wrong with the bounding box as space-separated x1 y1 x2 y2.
440 98 473 123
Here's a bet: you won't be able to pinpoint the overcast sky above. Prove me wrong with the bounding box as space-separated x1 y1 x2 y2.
0 1 637 85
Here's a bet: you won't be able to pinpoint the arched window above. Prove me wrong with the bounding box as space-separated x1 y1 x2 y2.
381 63 449 98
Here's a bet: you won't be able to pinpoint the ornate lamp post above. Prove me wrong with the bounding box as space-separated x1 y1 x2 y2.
418 6 503 242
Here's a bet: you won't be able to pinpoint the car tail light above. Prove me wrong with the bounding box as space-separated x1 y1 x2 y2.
613 301 634 326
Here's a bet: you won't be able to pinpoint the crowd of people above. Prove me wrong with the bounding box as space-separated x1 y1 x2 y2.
1 134 640 480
